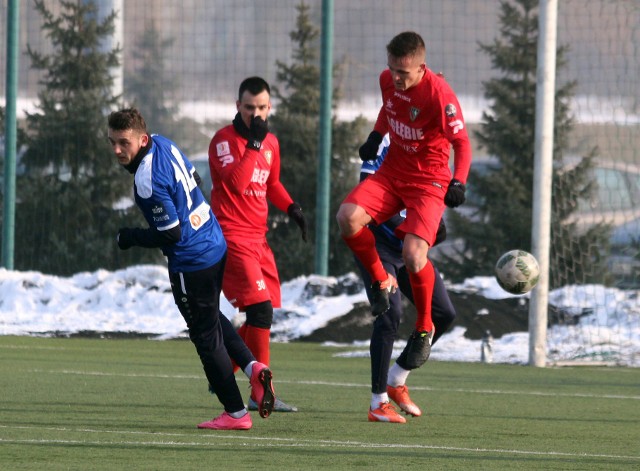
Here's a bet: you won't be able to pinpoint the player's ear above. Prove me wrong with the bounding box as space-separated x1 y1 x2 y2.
140 133 149 147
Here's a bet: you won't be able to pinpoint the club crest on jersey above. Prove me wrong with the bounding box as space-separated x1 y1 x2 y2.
410 107 420 121
264 150 272 165
216 141 230 156
445 104 457 117
216 141 233 167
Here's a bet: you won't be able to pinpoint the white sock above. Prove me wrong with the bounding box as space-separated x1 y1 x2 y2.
387 363 410 388
244 361 256 379
371 393 388 410
229 409 248 419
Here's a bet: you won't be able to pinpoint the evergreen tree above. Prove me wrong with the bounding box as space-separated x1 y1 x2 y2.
126 20 178 139
0 106 27 165
442 0 610 288
16 0 161 275
268 2 367 279
124 20 210 155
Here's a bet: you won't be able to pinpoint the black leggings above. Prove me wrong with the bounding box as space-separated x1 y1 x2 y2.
356 243 456 394
170 256 245 413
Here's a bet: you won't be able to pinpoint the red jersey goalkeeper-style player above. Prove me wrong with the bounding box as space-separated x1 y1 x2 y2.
208 77 307 413
337 32 472 380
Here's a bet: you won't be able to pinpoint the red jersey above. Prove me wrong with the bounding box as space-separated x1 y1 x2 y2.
208 124 293 240
373 68 472 185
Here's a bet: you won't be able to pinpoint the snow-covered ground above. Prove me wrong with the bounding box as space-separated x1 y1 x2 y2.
1 266 638 366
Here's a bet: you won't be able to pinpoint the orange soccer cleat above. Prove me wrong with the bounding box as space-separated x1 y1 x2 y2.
368 401 407 423
387 384 422 417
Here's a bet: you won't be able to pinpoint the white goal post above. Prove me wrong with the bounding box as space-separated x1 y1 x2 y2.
529 0 558 367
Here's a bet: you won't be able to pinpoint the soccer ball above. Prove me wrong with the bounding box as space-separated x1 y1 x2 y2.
495 250 540 294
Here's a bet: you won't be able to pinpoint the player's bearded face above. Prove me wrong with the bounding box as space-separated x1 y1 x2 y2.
237 90 271 128
108 129 148 166
388 53 426 91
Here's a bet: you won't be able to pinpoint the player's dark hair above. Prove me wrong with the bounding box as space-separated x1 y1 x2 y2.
108 108 147 133
386 31 426 59
238 76 271 100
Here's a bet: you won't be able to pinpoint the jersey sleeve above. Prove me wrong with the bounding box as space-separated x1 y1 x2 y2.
135 154 180 232
373 71 392 136
441 88 472 184
208 129 260 194
373 106 389 136
266 140 293 212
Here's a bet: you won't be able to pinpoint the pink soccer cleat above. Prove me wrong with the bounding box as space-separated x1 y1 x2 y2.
197 411 252 430
249 362 275 418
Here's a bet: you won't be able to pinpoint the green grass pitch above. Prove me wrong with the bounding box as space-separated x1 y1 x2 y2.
1 336 639 470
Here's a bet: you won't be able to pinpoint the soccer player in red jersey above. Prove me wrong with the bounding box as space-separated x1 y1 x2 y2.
337 31 471 366
208 77 307 412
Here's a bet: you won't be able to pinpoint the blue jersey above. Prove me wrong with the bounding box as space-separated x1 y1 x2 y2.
133 135 227 272
360 134 405 252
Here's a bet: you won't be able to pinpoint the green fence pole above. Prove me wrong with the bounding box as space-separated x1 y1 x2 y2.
2 0 20 269
314 0 334 276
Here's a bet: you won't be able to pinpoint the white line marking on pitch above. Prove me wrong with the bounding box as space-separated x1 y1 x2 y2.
0 425 638 461
28 369 640 401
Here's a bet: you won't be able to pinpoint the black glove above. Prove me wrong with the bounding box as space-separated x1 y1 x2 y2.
246 116 269 150
444 178 466 208
287 203 308 242
117 228 135 250
358 131 383 162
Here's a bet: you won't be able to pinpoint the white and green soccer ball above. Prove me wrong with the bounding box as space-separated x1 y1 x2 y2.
495 250 540 295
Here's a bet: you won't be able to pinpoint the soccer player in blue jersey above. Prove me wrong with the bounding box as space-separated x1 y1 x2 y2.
358 134 457 423
108 108 275 430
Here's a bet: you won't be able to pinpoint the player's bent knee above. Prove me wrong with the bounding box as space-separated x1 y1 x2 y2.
402 253 428 273
336 203 368 235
